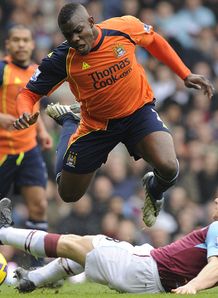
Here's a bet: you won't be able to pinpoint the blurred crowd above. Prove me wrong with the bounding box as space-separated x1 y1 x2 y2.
0 0 218 267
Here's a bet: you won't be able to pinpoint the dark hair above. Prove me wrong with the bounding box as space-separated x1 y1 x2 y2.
7 24 33 39
58 3 83 27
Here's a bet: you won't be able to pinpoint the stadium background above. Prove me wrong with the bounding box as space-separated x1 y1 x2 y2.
0 0 218 274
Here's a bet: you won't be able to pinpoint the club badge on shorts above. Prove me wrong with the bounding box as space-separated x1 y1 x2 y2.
66 151 77 168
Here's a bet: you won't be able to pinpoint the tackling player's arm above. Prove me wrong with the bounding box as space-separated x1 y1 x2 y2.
13 43 69 130
172 222 218 295
171 256 218 294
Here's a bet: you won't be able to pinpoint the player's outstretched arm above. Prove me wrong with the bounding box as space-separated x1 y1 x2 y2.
13 88 41 130
145 33 214 100
171 256 218 294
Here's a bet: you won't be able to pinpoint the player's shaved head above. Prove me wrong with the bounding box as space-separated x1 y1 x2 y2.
58 3 89 27
57 2 98 56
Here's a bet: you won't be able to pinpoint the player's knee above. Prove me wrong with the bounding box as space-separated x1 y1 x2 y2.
157 158 179 178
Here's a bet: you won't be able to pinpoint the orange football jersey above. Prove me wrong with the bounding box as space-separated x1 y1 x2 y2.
0 59 39 156
16 16 190 145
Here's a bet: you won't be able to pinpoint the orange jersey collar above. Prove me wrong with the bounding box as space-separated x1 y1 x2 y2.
91 25 102 50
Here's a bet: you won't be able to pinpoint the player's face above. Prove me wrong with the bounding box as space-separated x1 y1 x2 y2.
212 198 218 220
6 29 34 65
60 13 96 55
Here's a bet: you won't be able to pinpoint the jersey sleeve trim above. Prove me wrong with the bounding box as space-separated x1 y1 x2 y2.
66 50 81 99
26 42 70 95
206 222 218 258
102 29 136 45
47 77 67 96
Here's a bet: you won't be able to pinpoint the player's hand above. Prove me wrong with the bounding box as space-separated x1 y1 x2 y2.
38 130 53 150
0 114 16 130
171 284 197 295
184 74 214 99
13 112 40 130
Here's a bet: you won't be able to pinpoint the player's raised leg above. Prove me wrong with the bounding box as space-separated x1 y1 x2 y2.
45 103 96 202
45 102 80 184
137 131 178 227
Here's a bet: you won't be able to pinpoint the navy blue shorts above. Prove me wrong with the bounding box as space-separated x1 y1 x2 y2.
0 145 47 198
63 102 169 174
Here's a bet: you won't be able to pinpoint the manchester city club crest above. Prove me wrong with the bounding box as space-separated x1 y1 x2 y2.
113 44 126 58
66 151 77 168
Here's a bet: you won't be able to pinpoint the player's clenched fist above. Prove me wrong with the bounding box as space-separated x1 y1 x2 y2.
13 111 39 130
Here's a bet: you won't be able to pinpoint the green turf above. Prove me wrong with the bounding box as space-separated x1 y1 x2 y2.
0 281 218 298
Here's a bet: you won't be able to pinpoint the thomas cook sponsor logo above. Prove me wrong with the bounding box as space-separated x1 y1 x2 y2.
113 44 126 58
88 58 132 90
66 151 77 168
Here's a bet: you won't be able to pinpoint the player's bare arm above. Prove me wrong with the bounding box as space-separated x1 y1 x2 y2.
184 74 214 99
172 256 218 294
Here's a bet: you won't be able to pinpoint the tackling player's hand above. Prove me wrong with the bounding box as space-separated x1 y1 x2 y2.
184 74 214 100
13 112 40 130
171 284 197 295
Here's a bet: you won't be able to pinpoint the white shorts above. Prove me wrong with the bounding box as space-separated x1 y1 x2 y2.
85 235 165 293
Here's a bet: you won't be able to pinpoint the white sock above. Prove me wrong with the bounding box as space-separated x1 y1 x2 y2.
28 258 84 287
0 227 47 257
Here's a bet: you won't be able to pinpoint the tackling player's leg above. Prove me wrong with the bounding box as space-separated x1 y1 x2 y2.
0 198 93 262
0 198 92 290
14 258 83 292
0 198 163 294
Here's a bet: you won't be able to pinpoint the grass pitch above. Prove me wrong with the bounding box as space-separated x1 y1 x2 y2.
0 281 218 298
